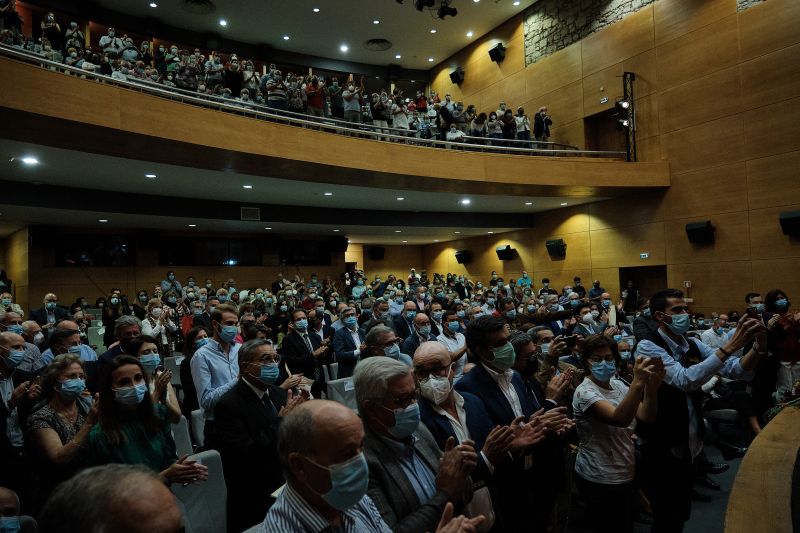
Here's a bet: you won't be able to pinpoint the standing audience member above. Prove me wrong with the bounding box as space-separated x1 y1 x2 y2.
533 106 552 147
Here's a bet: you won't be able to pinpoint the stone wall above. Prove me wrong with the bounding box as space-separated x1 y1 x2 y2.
523 0 654 66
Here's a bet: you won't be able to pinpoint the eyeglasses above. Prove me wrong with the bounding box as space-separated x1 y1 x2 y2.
414 364 452 382
255 355 281 365
381 394 417 409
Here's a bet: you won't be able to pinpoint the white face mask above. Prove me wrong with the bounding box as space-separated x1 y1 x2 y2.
34 332 45 345
151 307 163 318
419 374 452 405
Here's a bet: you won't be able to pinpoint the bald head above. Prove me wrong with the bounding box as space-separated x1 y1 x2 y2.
0 312 21 326
0 487 19 516
0 332 24 351
58 320 80 331
413 313 429 327
413 341 450 368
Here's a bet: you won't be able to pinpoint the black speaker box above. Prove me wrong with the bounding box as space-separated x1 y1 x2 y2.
455 250 472 264
449 68 464 84
328 237 349 253
488 43 506 63
685 221 715 244
779 210 800 236
545 239 567 257
495 245 516 261
367 246 385 260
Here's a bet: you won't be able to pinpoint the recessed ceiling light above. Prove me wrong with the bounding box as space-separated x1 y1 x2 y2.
487 231 494 234
460 198 471 205
454 231 461 234
323 192 333 196
430 29 437 33
282 35 290 40
402 240 408 243
313 7 320 12
395 54 402 59
21 156 39 165
373 19 380 24
188 224 197 227
149 2 157 7
395 230 402 233
333 229 341 232
243 185 253 189
396 197 405 200
434 239 439 242
525 201 532 205
466 31 473 37
98 219 108 223
264 227 272 230
219 19 227 27
428 57 435 62
473 0 480 3
560 202 568 206
340 44 349 52
513 0 521 5
145 173 157 178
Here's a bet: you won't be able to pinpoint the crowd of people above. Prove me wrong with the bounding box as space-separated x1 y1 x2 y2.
0 9 555 147
1 265 798 532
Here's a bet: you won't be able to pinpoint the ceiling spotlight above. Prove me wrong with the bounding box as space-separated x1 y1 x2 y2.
323 192 333 196
430 29 437 33
21 156 39 165
149 2 158 7
466 31 473 38
454 231 461 234
438 0 458 19
145 173 157 178
560 202 568 206
333 229 341 232
313 7 320 12
373 19 380 24
397 197 405 200
395 54 402 59
218 19 227 27
264 227 272 230
525 201 532 205
395 230 402 233
434 239 439 242
98 219 108 223
460 198 471 205
188 224 197 227
616 99 631 111
487 231 494 234
428 57 434 62
282 35 290 40
402 240 408 243
242 185 253 189
617 118 631 130
513 0 520 5
340 44 349 52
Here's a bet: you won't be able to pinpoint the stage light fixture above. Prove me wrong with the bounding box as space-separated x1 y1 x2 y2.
438 0 458 19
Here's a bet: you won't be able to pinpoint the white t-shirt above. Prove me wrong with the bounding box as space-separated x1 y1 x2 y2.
572 377 635 484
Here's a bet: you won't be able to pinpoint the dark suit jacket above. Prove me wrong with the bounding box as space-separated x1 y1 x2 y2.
363 423 451 533
281 330 322 381
392 315 414 341
29 306 70 327
214 379 287 533
332 327 365 379
313 324 335 342
400 332 435 357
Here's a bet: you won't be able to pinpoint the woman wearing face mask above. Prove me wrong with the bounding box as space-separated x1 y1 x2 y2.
27 354 98 502
266 300 291 342
572 335 663 533
141 299 177 358
125 335 180 421
0 292 23 317
101 292 125 348
131 290 149 321
762 289 800 403
87 356 208 485
179 326 211 420
437 310 468 382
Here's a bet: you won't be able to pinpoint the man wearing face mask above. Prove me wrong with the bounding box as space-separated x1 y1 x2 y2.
30 293 69 328
392 301 417 341
98 27 122 58
574 304 604 337
282 310 327 398
0 312 44 374
401 313 436 357
359 299 393 336
190 303 241 449
332 307 367 380
215 339 305 532
456 317 571 531
355 357 478 532
635 288 767 533
362 325 412 367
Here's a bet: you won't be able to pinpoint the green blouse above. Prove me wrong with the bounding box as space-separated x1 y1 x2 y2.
87 404 177 473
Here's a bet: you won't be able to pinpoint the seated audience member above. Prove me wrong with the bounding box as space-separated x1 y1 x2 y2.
38 464 184 532
307 307 334 343
179 325 210 419
26 354 98 503
572 335 663 533
21 320 44 351
0 293 24 318
354 357 477 532
632 301 658 342
125 335 181 421
456 316 571 531
0 487 22 532
360 298 393 335
282 309 327 397
97 316 142 371
332 306 366 379
363 324 412 366
215 339 305 532
242 323 270 342
190 303 241 448
140 298 178 355
401 312 437 356
392 301 417 340
436 310 468 382
41 326 97 366
700 314 730 348
29 293 69 328
87 355 207 484
574 304 604 337
0 312 44 373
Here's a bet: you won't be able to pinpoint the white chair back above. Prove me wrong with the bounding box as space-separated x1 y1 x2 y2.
170 450 226 533
329 362 339 380
190 409 205 448
172 415 193 457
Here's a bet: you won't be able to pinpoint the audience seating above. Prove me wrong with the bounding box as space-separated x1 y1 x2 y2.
189 409 205 449
170 450 226 533
172 415 193 457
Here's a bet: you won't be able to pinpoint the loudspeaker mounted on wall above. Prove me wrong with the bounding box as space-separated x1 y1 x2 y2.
449 67 465 84
366 246 385 260
685 221 715 244
488 43 506 63
454 250 472 264
779 210 800 236
495 245 516 261
545 239 567 257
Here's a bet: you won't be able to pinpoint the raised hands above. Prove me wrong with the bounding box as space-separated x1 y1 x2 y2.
436 437 477 501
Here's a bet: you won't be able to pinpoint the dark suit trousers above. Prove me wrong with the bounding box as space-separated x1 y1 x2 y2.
640 445 696 533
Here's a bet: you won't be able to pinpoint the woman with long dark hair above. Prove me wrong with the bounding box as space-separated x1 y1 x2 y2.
179 326 211 419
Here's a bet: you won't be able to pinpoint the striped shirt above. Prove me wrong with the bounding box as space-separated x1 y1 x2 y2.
260 484 391 533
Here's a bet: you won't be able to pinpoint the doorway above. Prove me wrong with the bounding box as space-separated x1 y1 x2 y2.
618 265 667 310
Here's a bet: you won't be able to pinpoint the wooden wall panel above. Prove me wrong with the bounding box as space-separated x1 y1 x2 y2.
661 162 748 219
581 6 655 76
653 0 736 46
743 97 800 160
637 135 663 163
748 204 800 260
496 69 528 110
751 258 800 301
738 0 800 61
530 230 592 273
549 119 585 151
362 245 424 280
660 114 744 173
658 66 741 134
589 223 667 269
746 151 800 211
635 93 660 140
739 44 800 112
656 14 740 90
589 193 668 230
582 62 624 117
525 80 584 129
666 260 753 312
533 206 591 236
623 49 659 97
5 228 29 311
664 211 752 264
524 42 583 100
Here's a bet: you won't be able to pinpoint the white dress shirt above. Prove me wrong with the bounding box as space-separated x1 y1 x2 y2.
481 363 523 418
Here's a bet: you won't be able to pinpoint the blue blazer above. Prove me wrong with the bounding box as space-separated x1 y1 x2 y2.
455 363 538 425
418 391 494 483
332 326 366 379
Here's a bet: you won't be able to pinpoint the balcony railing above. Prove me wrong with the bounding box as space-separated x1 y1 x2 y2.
1 44 626 159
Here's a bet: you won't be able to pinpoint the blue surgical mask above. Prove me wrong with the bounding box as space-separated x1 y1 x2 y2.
138 295 148 303
279 305 288 313
259 362 280 384
590 360 616 382
67 345 82 355
486 298 495 306
4 349 25 369
1 298 11 306
140 353 161 372
218 296 228 303
527 304 536 313
395 297 403 305
505 310 517 319
194 338 209 349
602 299 612 307
6 324 23 335
110 297 119 305
570 300 581 308
193 308 203 316
344 316 358 328
447 320 460 333
0 516 21 533
456 310 466 319
295 319 308 332
753 303 765 313
114 382 148 406
619 351 631 360
46 302 57 310
405 310 417 320
432 311 443 321
59 378 86 400
613 334 623 342
167 296 177 304
219 325 238 343
667 313 691 335
775 298 789 310
643 308 651 317
311 452 370 512
386 402 420 439
384 344 401 359
418 325 431 337
489 342 516 370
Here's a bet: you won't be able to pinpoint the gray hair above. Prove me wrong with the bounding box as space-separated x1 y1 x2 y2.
527 325 552 338
365 324 393 346
509 330 533 354
113 315 141 335
39 464 161 533
237 338 273 367
339 306 355 318
353 356 410 416
277 407 315 481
